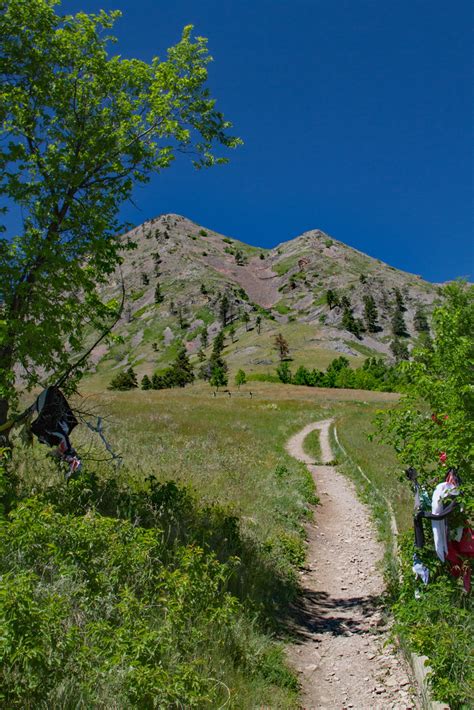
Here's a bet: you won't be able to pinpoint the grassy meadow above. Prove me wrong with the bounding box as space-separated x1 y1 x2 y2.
7 381 406 708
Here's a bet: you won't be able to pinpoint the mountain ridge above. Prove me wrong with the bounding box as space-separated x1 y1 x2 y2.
90 213 440 384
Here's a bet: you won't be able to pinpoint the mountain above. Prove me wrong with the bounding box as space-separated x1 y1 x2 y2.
91 213 439 383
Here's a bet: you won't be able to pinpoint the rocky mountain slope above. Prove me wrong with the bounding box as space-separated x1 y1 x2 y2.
92 213 440 382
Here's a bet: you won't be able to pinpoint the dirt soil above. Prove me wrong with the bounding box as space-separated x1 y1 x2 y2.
285 420 419 710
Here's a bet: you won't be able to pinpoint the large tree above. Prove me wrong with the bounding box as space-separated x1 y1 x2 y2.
0 0 240 426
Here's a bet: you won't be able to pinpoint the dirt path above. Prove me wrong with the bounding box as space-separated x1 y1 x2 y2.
285 420 419 710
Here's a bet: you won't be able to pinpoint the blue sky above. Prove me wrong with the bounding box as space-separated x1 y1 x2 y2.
10 1 474 281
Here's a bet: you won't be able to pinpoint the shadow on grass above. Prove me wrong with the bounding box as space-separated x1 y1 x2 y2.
29 468 299 627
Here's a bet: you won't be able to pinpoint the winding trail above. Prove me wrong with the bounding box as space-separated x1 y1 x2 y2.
285 420 419 710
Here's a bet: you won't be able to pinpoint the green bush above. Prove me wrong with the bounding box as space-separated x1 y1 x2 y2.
394 536 473 708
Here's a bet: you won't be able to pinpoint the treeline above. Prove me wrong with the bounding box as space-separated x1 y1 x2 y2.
260 356 400 392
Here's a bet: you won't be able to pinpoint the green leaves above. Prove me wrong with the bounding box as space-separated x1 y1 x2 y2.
0 0 240 414
375 282 473 513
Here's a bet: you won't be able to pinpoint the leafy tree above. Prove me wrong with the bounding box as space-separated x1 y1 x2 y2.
326 289 339 310
293 365 311 386
109 367 138 391
375 282 473 512
363 294 379 333
141 374 152 390
390 338 409 362
414 306 430 333
210 364 228 390
0 1 239 426
276 361 292 384
235 369 246 389
324 356 350 387
197 348 206 362
274 333 289 361
154 282 164 304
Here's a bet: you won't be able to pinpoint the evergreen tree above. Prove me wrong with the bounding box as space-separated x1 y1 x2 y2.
342 305 363 338
200 327 209 349
391 308 408 337
229 325 236 343
170 345 194 387
274 333 290 361
109 367 138 391
414 306 430 332
219 293 230 327
326 289 339 310
363 294 379 332
242 311 250 331
141 374 152 390
255 315 262 334
154 282 164 304
390 338 409 362
212 330 225 356
394 287 406 311
340 295 351 310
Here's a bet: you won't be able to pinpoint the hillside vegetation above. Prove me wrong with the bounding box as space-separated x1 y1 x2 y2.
91 214 440 386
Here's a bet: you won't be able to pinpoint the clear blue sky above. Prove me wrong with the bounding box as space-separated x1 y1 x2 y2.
15 1 474 281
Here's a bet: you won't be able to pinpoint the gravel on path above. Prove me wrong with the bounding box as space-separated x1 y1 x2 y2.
285 420 419 710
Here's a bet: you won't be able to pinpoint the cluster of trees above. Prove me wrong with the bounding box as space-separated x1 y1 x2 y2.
275 356 399 392
109 345 195 391
325 286 431 354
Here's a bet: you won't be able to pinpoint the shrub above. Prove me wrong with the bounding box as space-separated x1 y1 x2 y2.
109 367 138 391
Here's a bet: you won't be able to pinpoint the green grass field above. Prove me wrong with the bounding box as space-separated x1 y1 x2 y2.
9 381 418 708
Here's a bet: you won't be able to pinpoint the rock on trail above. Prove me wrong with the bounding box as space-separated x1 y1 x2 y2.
285 420 419 709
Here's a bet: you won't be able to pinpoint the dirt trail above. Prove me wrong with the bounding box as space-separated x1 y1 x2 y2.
286 420 419 710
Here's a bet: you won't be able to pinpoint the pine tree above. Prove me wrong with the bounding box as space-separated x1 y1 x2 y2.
342 305 363 338
326 289 339 310
154 282 164 304
394 288 406 312
363 294 379 332
219 293 230 327
200 327 208 349
414 306 429 332
229 324 236 342
242 311 250 331
141 374 152 390
109 367 138 391
255 315 262 334
170 345 194 386
391 308 408 337
212 330 225 356
390 338 409 362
